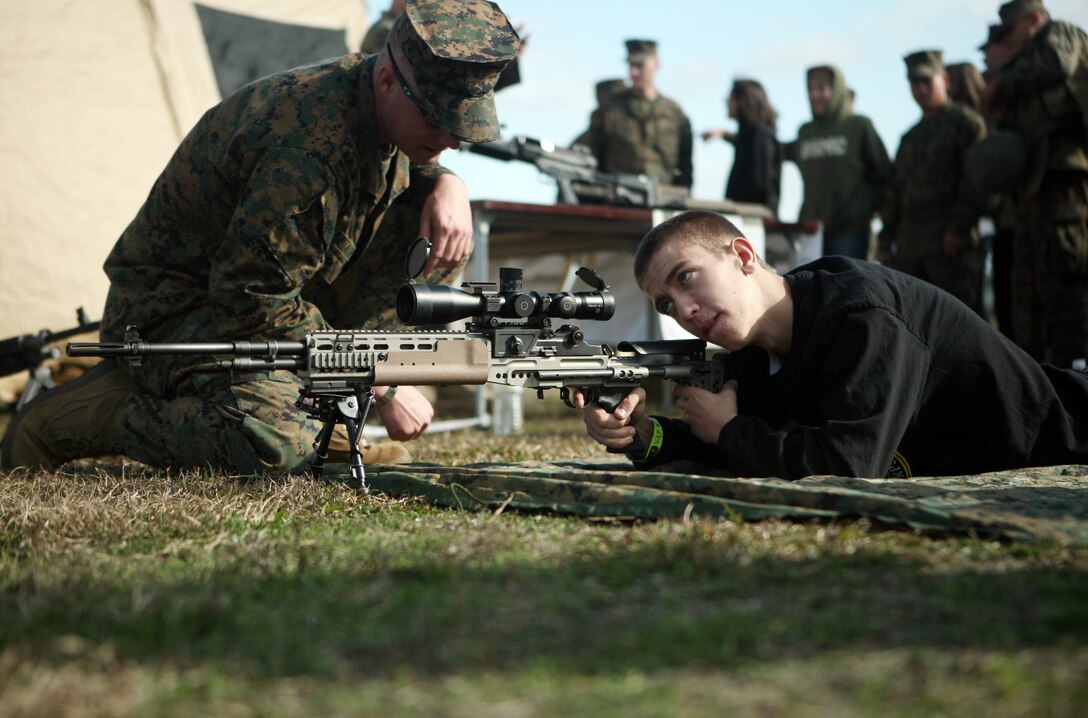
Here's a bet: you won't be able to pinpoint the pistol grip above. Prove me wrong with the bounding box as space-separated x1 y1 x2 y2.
596 387 642 456
606 434 646 456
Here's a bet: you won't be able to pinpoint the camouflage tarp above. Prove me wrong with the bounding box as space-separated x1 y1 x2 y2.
360 460 1088 545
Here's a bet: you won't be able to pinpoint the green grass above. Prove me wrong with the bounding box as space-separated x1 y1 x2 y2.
2 409 1087 717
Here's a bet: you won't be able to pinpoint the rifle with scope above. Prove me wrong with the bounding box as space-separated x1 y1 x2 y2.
464 135 688 208
67 241 723 491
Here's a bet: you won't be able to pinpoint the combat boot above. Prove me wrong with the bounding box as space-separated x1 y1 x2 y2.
326 423 411 465
1 360 138 471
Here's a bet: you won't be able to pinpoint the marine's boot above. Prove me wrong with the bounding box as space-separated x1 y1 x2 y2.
1 360 138 471
326 423 412 465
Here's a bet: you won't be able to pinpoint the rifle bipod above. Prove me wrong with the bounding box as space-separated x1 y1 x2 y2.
298 387 374 493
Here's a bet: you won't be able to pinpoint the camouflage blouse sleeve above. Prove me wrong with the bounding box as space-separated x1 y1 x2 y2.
947 110 989 239
677 111 694 189
998 21 1087 96
208 146 337 340
586 103 608 171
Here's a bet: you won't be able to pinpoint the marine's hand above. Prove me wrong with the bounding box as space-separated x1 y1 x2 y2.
375 385 434 441
673 380 737 444
573 387 650 451
420 173 473 274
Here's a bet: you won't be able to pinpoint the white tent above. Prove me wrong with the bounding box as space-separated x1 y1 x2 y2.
0 0 369 339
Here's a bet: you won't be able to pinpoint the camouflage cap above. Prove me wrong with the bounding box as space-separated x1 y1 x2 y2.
625 39 658 64
978 23 1009 50
389 0 519 143
998 0 1047 27
904 50 944 80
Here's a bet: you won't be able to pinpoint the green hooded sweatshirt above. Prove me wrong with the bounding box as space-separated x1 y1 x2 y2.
786 65 892 239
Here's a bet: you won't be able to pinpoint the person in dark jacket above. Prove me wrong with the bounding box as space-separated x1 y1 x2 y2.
576 210 1088 479
702 79 783 214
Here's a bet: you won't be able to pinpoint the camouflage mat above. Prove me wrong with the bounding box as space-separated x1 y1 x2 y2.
358 460 1088 545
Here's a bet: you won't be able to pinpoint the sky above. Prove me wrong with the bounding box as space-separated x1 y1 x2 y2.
367 0 1087 222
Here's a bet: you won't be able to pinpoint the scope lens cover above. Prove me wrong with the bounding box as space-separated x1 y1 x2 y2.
404 237 431 280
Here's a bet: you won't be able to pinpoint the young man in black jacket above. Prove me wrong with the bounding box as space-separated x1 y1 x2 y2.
578 210 1088 479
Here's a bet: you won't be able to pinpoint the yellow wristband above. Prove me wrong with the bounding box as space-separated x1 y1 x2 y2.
631 418 664 464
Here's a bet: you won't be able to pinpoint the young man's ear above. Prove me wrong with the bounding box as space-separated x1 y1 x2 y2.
730 236 758 273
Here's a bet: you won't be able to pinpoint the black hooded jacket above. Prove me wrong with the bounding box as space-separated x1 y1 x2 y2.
644 257 1088 479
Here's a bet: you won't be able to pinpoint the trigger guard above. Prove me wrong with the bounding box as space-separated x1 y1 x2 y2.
562 386 600 409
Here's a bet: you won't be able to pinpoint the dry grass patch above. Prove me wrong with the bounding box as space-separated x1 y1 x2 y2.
2 412 1088 716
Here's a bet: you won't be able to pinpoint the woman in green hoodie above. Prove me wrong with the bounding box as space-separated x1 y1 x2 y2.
786 65 892 260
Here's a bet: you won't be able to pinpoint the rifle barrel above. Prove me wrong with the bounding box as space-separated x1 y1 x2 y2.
67 340 307 358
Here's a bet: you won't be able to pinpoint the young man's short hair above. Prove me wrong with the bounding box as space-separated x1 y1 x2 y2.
634 210 751 284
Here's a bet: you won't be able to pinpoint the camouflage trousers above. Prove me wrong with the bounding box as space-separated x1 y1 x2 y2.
115 189 464 473
1011 171 1088 367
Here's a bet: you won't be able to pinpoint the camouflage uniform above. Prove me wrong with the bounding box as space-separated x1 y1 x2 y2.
589 91 694 188
587 41 693 188
880 51 988 310
989 2 1088 366
90 0 518 473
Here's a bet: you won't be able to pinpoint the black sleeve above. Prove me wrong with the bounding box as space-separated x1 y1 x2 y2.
879 143 902 252
749 126 778 209
632 352 740 470
861 118 894 218
718 308 932 479
947 111 988 239
999 22 1085 96
635 415 733 469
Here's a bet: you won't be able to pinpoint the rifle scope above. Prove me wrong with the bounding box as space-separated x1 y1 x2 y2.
397 267 615 325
